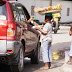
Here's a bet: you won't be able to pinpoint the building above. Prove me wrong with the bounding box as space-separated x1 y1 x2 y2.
18 0 72 23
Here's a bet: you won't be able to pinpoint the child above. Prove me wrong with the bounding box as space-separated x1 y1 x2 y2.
67 24 72 64
36 13 53 69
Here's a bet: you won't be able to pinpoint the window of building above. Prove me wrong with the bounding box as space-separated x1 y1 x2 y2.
67 8 70 16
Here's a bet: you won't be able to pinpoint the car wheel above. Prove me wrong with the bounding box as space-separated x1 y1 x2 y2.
10 45 24 72
31 40 40 64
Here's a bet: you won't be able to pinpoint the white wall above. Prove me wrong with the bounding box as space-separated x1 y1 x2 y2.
18 0 35 16
35 0 72 22
35 0 50 22
60 1 72 22
52 1 72 22
18 0 72 23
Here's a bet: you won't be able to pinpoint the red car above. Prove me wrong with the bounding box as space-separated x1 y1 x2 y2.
0 0 40 72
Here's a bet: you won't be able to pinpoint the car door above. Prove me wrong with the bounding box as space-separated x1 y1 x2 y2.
28 25 39 50
22 5 39 50
17 4 35 53
12 3 33 53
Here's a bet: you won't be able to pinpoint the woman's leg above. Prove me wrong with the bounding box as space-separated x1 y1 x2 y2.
67 43 72 64
68 56 72 63
70 42 72 57
67 57 72 64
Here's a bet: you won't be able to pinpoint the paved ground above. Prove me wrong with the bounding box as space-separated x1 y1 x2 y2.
0 26 72 72
52 26 71 52
24 59 64 72
24 26 72 72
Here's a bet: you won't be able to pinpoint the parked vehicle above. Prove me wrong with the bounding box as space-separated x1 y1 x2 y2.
51 17 60 34
52 13 61 34
0 0 40 72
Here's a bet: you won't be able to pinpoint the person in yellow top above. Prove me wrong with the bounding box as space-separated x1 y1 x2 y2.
52 13 61 21
52 13 61 30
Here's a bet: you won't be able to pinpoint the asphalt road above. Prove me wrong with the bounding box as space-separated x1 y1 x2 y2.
0 26 71 72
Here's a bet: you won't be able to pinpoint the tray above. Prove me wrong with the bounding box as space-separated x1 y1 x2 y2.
38 9 62 15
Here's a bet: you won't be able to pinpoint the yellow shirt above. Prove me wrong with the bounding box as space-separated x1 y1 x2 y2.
52 13 61 21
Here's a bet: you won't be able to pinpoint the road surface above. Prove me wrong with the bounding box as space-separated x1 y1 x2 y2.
0 26 71 72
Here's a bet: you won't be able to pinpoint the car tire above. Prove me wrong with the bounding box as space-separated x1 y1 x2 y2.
10 45 24 72
31 40 40 64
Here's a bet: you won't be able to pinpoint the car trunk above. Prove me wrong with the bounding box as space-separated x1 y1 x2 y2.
0 1 7 55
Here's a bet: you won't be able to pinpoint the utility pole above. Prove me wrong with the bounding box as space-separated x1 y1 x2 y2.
49 0 52 6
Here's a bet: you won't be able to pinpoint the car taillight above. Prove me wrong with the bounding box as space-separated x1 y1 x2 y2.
7 24 15 29
7 24 15 40
7 28 15 36
7 50 13 53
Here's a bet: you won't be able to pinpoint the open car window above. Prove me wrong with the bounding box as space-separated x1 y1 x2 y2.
12 3 27 22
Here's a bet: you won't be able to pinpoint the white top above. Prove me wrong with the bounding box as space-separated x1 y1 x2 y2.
41 23 52 42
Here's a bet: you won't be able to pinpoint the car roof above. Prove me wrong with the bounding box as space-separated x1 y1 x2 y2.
8 1 20 4
8 1 18 3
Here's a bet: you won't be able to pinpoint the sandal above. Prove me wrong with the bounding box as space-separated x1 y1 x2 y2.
66 61 71 64
40 67 48 70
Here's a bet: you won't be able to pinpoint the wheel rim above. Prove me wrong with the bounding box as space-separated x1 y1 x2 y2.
19 48 24 71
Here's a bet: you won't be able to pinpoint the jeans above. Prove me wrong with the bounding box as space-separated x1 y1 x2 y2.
42 40 52 63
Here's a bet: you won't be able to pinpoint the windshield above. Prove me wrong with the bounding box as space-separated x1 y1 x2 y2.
0 2 7 20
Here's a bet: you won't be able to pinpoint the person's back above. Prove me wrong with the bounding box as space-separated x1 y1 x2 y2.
41 23 52 42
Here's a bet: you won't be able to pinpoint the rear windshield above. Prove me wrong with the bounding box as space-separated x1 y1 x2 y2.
0 2 7 20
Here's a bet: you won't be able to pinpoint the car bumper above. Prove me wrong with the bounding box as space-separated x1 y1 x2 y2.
6 41 20 56
0 40 21 64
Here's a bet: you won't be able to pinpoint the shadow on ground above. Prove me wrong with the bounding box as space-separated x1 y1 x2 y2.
0 64 10 72
24 58 64 72
0 58 64 72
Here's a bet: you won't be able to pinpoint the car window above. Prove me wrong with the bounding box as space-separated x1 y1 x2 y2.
0 2 7 20
22 6 30 20
12 4 27 22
